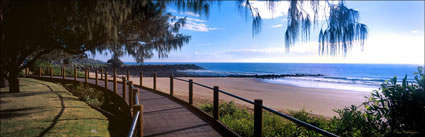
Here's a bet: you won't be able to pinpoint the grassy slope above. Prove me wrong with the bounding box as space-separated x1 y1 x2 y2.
0 78 110 137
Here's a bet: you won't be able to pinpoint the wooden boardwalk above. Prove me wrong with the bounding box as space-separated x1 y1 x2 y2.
42 75 222 137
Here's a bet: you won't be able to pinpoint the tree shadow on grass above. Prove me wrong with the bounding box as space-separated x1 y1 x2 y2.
0 107 46 119
0 91 50 97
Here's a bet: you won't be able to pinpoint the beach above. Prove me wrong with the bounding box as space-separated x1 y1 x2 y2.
126 76 371 117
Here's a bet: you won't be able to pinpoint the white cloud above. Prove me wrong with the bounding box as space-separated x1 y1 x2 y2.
411 30 419 33
185 11 200 17
271 24 284 28
183 17 216 32
167 9 200 17
246 1 289 19
245 1 331 20
171 16 216 32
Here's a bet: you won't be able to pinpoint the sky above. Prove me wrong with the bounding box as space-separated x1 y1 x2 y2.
92 1 424 65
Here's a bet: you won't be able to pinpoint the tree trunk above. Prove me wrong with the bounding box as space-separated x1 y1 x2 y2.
0 71 6 88
8 69 20 93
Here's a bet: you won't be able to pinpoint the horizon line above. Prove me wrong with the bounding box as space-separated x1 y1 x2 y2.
121 61 425 66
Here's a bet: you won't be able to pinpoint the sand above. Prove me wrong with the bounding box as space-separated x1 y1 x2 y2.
89 72 370 117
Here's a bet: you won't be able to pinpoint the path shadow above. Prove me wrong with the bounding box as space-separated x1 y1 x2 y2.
144 107 184 114
144 123 209 137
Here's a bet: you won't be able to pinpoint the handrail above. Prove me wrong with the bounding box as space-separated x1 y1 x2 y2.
174 77 189 82
218 89 255 105
33 68 337 137
127 111 140 137
176 77 215 89
262 106 338 137
175 77 254 104
174 76 338 137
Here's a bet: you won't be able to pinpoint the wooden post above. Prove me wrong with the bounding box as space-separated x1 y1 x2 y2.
104 73 108 89
128 81 133 108
189 79 193 105
133 105 144 137
254 99 263 137
24 67 27 77
127 70 130 81
113 69 117 93
50 67 53 78
133 89 139 105
213 86 219 120
85 69 88 83
74 66 77 81
39 66 42 77
140 71 143 86
153 73 157 91
101 68 104 80
123 77 127 100
95 70 98 86
62 66 65 79
170 75 174 96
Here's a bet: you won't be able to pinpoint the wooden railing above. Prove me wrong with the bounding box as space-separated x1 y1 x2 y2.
29 66 143 137
29 66 339 137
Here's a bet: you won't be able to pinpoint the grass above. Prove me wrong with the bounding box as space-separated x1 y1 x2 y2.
0 78 110 137
199 101 331 137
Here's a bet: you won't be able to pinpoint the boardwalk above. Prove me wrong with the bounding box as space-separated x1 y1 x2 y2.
41 75 222 137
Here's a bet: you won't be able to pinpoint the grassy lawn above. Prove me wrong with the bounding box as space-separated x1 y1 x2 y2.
0 78 110 137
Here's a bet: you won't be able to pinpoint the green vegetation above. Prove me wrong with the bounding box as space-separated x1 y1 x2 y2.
61 81 132 137
199 102 330 137
199 67 425 137
28 60 86 77
64 82 105 107
0 78 110 136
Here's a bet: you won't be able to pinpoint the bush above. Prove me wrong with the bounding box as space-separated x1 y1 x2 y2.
107 57 123 68
363 67 425 135
199 102 332 137
331 105 384 137
67 82 104 107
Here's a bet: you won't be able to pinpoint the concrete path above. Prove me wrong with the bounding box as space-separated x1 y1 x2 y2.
42 75 222 137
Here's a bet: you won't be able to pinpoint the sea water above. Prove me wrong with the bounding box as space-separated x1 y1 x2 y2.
126 62 422 92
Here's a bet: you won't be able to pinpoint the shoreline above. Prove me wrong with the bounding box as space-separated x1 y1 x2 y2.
126 76 371 117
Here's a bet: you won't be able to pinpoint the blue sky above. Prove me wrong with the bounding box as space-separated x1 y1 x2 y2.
93 1 424 64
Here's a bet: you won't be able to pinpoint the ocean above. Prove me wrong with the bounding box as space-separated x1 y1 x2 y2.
125 62 423 92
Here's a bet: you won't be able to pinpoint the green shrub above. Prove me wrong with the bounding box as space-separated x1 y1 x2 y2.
363 66 425 135
199 102 332 137
67 82 104 107
331 105 384 137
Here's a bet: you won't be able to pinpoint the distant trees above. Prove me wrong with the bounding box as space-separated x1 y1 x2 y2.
107 57 124 68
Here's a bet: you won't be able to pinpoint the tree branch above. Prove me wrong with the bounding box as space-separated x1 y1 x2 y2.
18 49 53 71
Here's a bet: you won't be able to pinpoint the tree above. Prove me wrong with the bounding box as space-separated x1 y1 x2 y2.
107 57 124 68
0 0 188 92
1 0 367 93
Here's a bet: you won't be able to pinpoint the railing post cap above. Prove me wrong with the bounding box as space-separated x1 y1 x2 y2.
213 86 219 88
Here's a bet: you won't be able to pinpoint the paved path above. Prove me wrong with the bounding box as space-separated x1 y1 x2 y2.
40 75 222 137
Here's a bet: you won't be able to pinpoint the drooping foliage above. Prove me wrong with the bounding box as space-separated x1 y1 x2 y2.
237 0 368 56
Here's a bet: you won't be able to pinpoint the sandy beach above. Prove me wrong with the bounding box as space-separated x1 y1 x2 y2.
117 75 369 117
